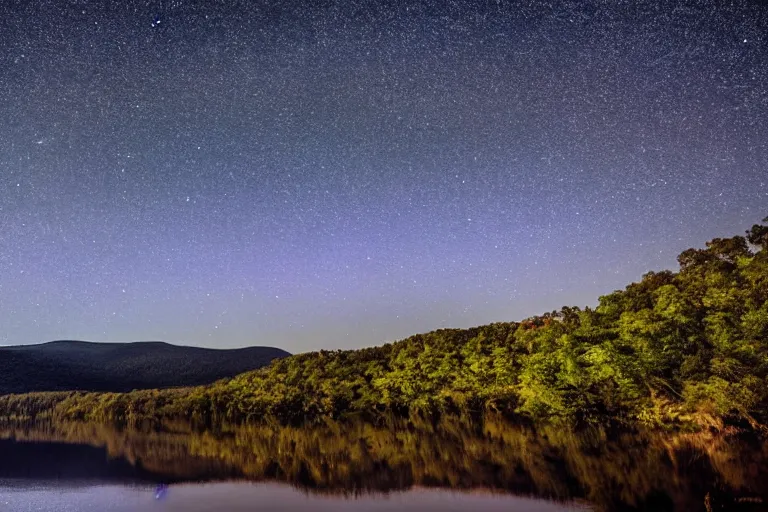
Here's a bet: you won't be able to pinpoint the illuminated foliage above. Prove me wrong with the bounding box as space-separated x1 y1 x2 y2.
1 220 767 432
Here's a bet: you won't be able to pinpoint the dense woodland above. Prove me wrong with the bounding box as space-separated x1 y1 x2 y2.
1 219 767 433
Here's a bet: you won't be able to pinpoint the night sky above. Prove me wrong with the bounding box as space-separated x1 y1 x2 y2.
1 1 766 352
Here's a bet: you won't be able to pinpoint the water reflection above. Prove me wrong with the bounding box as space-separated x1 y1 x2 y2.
0 416 766 511
0 481 585 512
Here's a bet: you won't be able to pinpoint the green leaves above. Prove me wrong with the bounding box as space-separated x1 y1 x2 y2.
2 222 767 433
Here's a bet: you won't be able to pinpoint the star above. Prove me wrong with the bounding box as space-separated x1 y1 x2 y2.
0 0 764 351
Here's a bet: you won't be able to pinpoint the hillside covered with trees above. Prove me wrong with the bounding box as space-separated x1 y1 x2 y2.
2 219 767 433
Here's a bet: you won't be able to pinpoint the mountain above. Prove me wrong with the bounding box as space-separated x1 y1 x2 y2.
1 219 767 432
0 340 289 394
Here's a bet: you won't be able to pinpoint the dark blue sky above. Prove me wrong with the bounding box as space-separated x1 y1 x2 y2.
1 0 766 351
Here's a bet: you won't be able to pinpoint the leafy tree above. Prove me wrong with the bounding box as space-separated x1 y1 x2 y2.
1 219 767 432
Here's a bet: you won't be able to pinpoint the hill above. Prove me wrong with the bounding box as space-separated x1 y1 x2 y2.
1 218 767 432
0 341 289 394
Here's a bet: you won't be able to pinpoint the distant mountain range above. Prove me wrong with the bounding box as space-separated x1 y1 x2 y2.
0 340 289 394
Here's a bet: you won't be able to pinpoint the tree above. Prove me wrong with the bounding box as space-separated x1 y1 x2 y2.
746 217 768 250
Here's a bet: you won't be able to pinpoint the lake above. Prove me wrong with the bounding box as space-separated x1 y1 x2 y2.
0 481 585 512
0 416 766 511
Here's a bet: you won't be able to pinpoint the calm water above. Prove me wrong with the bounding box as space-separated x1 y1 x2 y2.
0 417 766 511
0 481 584 511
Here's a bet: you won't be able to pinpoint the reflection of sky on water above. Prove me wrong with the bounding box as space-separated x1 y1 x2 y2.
0 482 586 512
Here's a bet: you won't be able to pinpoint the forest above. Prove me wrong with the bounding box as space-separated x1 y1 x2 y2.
1 219 767 433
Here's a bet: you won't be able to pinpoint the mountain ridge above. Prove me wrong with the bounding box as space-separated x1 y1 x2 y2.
0 340 289 395
7 339 280 352
1 219 767 432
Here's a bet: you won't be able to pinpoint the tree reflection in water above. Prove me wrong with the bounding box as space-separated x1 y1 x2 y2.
1 415 766 511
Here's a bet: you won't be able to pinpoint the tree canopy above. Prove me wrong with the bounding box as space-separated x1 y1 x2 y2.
2 220 767 432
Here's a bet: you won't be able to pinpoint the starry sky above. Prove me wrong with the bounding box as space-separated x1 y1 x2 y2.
1 0 766 352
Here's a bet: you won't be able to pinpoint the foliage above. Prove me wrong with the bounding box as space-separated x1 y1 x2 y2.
1 220 767 432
